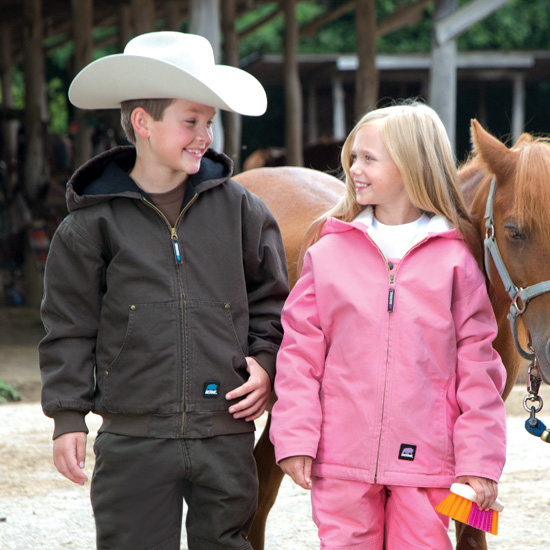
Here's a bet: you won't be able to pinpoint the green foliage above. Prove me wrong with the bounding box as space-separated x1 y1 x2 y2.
239 1 326 57
238 0 550 58
0 380 22 403
378 3 434 53
458 0 550 50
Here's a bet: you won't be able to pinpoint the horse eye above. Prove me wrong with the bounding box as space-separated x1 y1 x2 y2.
504 224 526 240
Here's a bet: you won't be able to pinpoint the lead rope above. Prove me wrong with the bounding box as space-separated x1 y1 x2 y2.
523 357 550 442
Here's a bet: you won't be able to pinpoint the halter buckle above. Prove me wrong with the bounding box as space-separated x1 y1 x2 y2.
511 288 527 315
527 359 542 396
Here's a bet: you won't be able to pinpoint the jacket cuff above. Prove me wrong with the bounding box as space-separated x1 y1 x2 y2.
52 411 89 440
253 350 276 386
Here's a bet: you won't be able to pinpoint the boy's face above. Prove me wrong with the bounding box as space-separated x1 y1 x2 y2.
145 99 216 177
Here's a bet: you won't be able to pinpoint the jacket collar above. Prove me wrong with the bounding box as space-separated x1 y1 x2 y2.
66 146 233 213
321 206 460 240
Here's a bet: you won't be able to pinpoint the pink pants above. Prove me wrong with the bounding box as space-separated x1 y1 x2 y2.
311 477 452 550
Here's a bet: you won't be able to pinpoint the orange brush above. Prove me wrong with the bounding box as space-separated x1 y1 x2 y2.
436 483 504 535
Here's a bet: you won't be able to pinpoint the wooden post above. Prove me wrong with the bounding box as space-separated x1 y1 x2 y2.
332 73 346 141
221 0 242 172
0 24 17 167
71 0 93 169
283 0 303 166
165 1 182 32
118 4 133 50
430 0 512 151
477 83 488 129
131 0 156 36
23 0 47 201
429 0 458 150
306 83 318 144
354 0 378 118
189 0 224 153
511 72 525 143
22 0 48 306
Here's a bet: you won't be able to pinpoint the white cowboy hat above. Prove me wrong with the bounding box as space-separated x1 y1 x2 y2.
68 31 267 116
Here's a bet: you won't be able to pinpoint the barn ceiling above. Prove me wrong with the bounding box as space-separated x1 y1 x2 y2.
0 0 279 61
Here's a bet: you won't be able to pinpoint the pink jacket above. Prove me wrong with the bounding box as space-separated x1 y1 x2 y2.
270 214 507 487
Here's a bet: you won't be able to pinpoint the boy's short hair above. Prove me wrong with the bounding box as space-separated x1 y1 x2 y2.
120 98 175 144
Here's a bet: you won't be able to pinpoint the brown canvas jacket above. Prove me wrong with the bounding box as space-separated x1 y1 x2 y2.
39 146 288 440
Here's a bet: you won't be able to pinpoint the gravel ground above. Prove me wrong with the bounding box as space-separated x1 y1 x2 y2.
1 307 549 549
1 391 549 549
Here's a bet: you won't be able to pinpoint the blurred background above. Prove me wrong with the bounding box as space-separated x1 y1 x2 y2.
0 0 549 308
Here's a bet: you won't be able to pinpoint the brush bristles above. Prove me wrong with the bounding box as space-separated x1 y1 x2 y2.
468 502 499 536
436 493 499 535
436 492 473 524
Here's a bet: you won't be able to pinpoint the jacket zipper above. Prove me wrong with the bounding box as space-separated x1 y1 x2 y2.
358 226 434 482
142 194 198 264
374 261 396 483
142 194 198 437
371 238 430 481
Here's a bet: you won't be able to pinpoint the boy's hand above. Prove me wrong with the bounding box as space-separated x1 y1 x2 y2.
456 475 498 511
225 357 271 421
53 432 89 485
278 456 312 490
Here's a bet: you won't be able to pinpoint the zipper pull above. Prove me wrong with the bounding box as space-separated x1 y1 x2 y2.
171 228 182 264
388 288 395 312
387 263 396 311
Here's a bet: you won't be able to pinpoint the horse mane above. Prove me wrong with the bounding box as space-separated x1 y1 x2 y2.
513 133 550 242
461 132 550 243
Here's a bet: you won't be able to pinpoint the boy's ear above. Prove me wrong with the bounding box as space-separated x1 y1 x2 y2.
131 107 150 139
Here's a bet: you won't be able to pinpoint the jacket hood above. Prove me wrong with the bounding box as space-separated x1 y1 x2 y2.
320 206 461 241
65 145 233 213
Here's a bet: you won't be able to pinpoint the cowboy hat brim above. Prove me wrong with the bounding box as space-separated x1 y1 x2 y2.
68 54 267 116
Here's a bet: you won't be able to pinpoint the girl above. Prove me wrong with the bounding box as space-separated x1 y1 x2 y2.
270 101 507 550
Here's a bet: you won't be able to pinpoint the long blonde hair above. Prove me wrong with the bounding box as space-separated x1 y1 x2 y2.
300 100 482 268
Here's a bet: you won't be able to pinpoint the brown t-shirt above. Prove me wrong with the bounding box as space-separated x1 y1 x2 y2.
148 181 186 227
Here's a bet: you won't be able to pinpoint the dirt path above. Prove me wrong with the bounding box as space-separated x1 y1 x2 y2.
1 307 549 549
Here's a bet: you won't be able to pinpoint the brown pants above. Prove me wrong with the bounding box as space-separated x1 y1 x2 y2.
91 432 257 550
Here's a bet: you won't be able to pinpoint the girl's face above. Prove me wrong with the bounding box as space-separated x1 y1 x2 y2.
350 122 416 223
147 99 216 176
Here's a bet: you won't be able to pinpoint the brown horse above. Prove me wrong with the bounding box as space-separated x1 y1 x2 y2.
453 119 550 550
460 120 550 395
233 166 344 548
234 120 550 550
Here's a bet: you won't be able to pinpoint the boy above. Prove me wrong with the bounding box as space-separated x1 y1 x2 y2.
39 31 289 550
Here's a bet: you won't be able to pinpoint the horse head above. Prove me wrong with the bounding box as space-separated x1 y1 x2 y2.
465 120 550 385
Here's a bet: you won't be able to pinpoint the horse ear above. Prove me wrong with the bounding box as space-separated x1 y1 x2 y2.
470 119 516 178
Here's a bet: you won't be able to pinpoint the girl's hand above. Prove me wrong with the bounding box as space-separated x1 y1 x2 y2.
278 455 313 490
225 357 271 421
456 475 498 511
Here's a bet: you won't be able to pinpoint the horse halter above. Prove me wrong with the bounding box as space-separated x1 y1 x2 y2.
484 175 550 360
484 175 550 442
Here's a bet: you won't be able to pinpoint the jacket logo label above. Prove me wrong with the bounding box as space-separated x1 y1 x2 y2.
398 443 417 461
203 381 220 398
